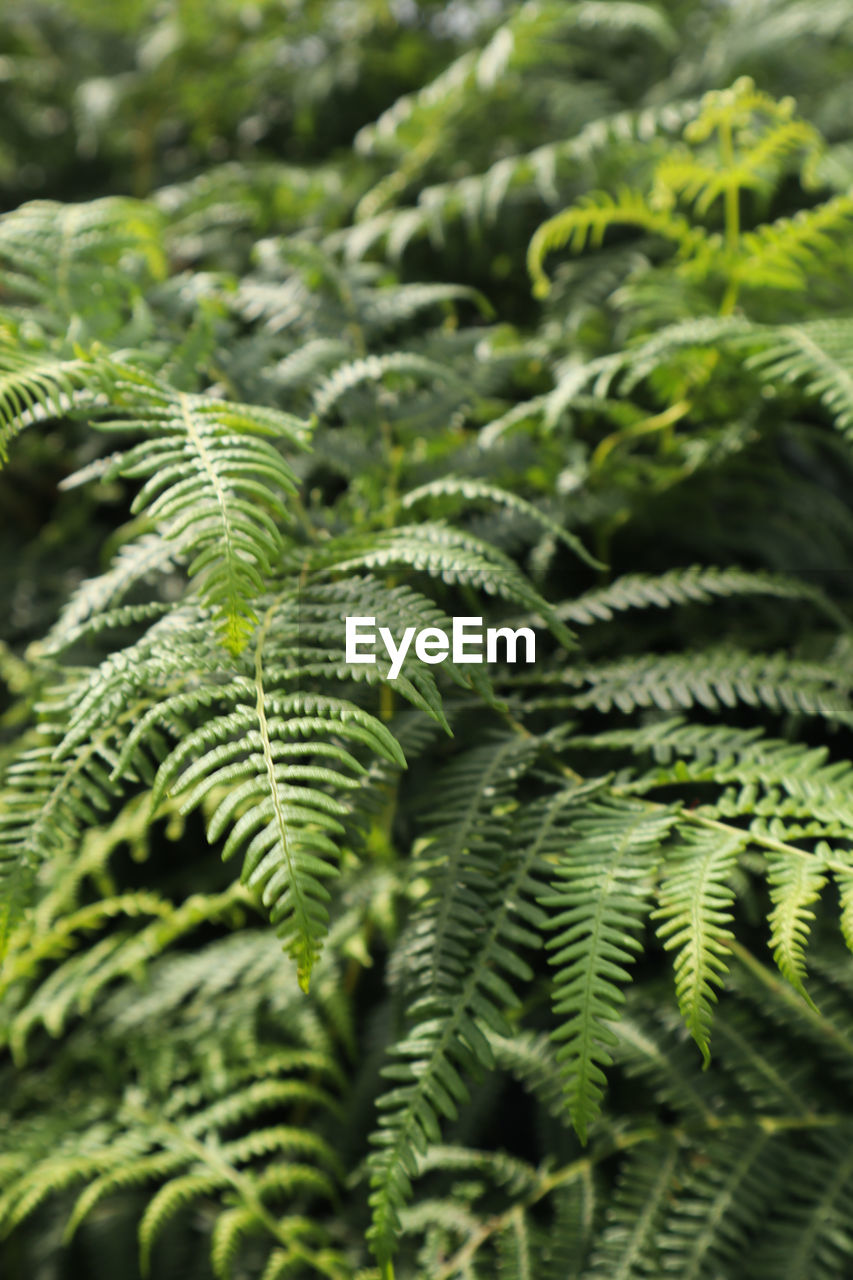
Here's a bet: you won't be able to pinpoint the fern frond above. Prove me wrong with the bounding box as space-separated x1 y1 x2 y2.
749 1136 853 1280
0 196 165 334
658 1130 783 1279
338 99 700 262
100 364 310 653
653 825 743 1063
746 317 853 438
401 475 602 569
313 352 460 419
0 726 123 955
582 718 853 832
559 564 836 626
539 797 678 1140
0 1052 340 1279
588 1140 680 1279
528 188 705 298
0 347 103 462
550 647 853 727
367 735 544 1268
307 522 575 649
767 849 828 1002
734 192 853 291
41 533 180 655
151 660 405 989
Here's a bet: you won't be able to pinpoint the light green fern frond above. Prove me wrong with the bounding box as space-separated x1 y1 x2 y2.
99 365 310 653
0 347 104 462
528 187 703 298
540 797 678 1140
653 825 743 1063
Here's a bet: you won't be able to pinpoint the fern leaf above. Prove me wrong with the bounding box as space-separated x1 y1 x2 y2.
0 347 103 462
588 1141 680 1279
99 365 309 653
308 522 575 649
368 735 543 1268
401 475 602 569
528 187 705 298
767 849 828 1002
540 797 678 1140
560 564 835 626
653 825 744 1063
746 317 853 438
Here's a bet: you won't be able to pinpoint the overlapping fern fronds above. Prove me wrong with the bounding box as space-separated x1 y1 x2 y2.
7 23 853 1280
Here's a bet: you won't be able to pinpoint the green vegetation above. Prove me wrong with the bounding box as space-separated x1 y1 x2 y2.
5 2 853 1277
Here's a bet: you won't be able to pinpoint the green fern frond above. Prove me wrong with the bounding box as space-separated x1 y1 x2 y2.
746 317 853 437
658 1130 783 1279
549 647 853 726
41 532 180 655
528 187 704 298
767 849 828 1002
582 718 853 832
0 196 165 334
367 735 543 1267
0 727 123 955
152 671 404 989
0 347 103 462
313 352 460 419
653 825 743 1063
401 475 602 569
0 1052 340 1279
559 564 836 625
539 797 678 1140
99 365 310 653
308 522 575 649
734 192 853 291
588 1141 680 1279
338 99 701 263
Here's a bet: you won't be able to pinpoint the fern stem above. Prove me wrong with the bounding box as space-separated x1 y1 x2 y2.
718 118 740 252
591 398 692 469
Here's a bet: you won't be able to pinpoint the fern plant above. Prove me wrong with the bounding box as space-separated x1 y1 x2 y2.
6 5 853 1279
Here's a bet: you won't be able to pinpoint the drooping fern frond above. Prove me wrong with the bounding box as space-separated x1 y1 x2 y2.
142 611 407 991
306 522 575 649
766 849 829 1005
539 797 678 1140
401 475 602 570
94 364 310 653
653 825 744 1063
368 735 546 1269
312 352 461 420
0 347 105 461
41 532 180 655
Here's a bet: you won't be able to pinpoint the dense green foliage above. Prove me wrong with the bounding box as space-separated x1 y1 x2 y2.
6 2 853 1277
